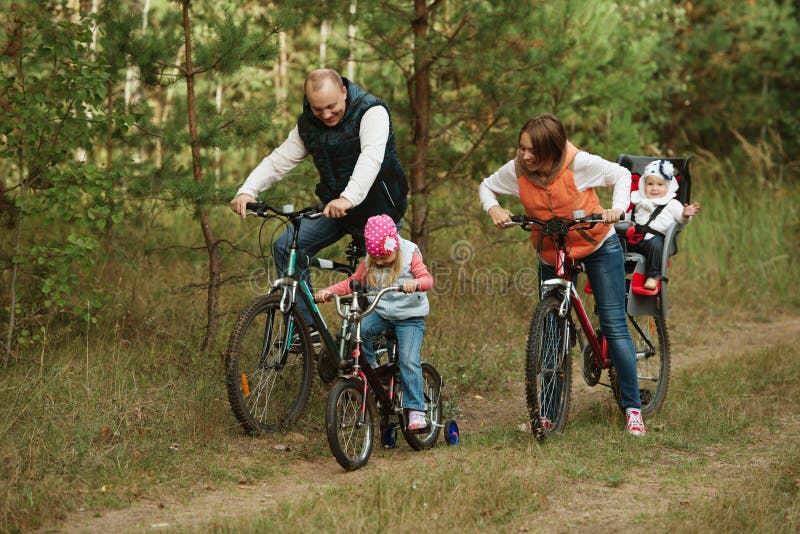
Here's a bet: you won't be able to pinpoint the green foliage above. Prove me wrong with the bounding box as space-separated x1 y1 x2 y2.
671 1 800 154
0 5 120 340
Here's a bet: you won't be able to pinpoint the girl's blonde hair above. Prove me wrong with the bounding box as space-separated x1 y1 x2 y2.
364 249 403 289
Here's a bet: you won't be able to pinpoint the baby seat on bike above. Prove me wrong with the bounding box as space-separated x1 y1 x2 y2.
615 154 693 319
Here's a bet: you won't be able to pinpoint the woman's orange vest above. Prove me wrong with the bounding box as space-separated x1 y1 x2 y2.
517 142 608 264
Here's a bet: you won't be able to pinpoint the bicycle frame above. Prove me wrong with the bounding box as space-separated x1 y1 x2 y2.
246 202 362 371
510 212 610 370
329 287 403 426
544 248 609 370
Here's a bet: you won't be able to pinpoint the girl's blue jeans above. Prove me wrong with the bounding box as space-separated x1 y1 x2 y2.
540 236 641 411
359 314 426 412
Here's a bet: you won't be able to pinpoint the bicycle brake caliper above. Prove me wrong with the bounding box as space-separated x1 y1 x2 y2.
279 284 296 314
558 283 572 318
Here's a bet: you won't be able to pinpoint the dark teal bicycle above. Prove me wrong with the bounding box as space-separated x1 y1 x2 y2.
224 202 364 434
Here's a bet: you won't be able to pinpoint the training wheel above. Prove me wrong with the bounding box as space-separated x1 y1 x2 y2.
444 419 459 445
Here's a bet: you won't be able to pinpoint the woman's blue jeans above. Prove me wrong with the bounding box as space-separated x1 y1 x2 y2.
359 314 426 411
540 236 641 411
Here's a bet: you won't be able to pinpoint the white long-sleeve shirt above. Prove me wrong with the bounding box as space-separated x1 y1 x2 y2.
236 106 390 207
478 151 631 245
478 152 632 213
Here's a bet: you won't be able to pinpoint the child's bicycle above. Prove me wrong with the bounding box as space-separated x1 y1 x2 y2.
505 210 670 440
322 281 446 471
224 201 366 434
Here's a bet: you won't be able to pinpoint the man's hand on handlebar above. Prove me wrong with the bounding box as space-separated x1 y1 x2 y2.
230 193 255 218
323 197 353 219
488 205 514 230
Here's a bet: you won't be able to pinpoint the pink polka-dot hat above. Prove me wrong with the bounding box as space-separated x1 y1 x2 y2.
364 214 400 257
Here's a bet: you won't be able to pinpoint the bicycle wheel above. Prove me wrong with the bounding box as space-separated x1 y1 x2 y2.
325 378 377 471
627 313 670 415
525 295 572 439
402 363 443 450
224 293 313 434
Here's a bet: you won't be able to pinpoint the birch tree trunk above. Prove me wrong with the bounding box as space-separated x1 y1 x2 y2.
274 31 288 117
319 19 331 67
125 0 150 109
347 1 357 80
214 81 222 185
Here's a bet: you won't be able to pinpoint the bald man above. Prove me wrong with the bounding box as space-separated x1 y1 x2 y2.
230 69 408 329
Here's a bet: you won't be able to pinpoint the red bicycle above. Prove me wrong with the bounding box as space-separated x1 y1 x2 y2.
506 210 669 439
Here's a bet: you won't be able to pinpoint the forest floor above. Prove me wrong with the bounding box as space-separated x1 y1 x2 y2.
39 314 800 533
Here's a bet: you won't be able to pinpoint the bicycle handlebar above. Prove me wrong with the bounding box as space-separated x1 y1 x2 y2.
330 285 402 321
245 201 325 220
503 212 604 233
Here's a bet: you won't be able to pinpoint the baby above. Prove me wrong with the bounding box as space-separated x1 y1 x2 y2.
627 160 700 290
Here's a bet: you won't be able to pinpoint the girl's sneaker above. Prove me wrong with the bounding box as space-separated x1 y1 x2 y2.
539 416 554 431
625 408 646 436
407 410 427 431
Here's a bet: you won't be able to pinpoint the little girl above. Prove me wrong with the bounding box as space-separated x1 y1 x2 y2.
314 214 434 431
627 160 700 290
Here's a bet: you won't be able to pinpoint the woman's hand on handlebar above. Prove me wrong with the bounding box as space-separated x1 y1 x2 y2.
488 205 514 230
602 208 624 225
230 193 255 218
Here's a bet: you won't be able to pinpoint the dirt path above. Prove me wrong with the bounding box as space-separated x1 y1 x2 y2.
43 315 800 533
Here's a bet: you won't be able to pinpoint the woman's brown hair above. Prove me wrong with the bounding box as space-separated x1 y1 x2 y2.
518 113 567 174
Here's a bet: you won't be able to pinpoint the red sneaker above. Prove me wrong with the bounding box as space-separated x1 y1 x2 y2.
625 409 646 436
539 416 554 431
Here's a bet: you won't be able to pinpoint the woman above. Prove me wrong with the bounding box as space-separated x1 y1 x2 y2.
478 113 645 436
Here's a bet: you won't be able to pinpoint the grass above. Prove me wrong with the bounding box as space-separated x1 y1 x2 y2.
171 342 800 533
2 322 798 532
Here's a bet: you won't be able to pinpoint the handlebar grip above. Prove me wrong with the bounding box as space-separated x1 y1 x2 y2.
245 202 259 211
510 214 526 223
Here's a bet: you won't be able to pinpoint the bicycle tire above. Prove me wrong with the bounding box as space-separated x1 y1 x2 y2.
402 363 443 450
525 295 572 439
325 378 376 471
224 293 313 434
619 313 671 416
